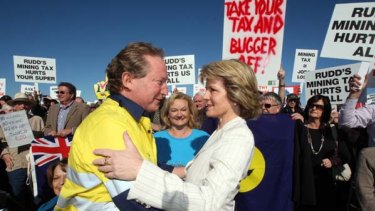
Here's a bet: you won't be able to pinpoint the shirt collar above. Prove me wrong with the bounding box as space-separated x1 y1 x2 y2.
59 101 74 109
109 94 145 122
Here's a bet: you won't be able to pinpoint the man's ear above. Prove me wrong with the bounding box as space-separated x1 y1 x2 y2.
122 72 133 90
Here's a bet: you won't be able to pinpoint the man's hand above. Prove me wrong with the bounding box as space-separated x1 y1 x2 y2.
93 132 143 181
56 128 72 137
277 67 285 81
2 154 14 170
48 130 58 137
348 73 369 100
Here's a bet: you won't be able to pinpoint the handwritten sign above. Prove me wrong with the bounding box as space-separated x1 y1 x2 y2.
0 110 34 148
14 55 56 84
292 49 318 82
321 2 375 62
21 84 38 95
222 0 287 91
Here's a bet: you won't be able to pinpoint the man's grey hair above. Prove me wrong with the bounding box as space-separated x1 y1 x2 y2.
262 92 282 105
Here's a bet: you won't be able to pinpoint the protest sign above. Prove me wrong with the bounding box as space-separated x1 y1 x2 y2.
193 84 206 97
165 55 195 85
175 87 187 94
367 66 375 88
0 110 34 148
272 85 300 96
222 0 287 91
0 78 5 97
13 55 56 84
292 49 318 82
93 80 109 100
367 93 375 105
21 84 37 95
321 2 375 62
304 62 369 105
50 86 58 99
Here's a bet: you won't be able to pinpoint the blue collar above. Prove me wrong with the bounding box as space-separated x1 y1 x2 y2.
109 94 145 122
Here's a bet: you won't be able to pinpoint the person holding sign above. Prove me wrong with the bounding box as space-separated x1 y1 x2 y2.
0 93 44 210
281 93 304 116
44 82 90 137
93 59 262 210
339 72 375 211
339 72 375 146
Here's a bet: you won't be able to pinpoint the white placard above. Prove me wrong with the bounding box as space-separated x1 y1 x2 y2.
292 49 318 82
13 55 56 84
222 0 287 91
20 84 37 95
304 62 368 105
321 2 375 62
0 110 34 148
0 78 6 97
193 84 206 97
50 86 58 99
367 93 375 105
164 55 195 85
175 87 187 94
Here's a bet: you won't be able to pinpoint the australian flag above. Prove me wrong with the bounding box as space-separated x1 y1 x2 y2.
30 135 73 199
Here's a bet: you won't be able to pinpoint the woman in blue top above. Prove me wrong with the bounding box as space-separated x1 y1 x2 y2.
155 92 209 166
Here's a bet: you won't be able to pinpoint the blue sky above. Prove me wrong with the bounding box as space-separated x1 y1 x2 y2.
0 0 373 103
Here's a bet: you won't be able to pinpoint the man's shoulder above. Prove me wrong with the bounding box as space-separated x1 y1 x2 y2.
360 147 375 158
72 101 90 110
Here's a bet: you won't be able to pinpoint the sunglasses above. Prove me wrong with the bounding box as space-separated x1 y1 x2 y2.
263 103 278 109
311 104 324 110
55 91 66 95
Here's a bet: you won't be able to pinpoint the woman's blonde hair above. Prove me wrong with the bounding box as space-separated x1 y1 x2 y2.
199 59 262 119
160 92 199 129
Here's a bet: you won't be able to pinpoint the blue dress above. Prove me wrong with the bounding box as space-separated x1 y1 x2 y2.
155 129 209 166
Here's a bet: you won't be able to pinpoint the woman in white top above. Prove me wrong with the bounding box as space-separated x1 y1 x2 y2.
93 59 262 211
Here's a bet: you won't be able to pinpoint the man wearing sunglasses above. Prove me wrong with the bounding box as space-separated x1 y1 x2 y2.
44 82 90 137
261 92 282 114
280 93 304 115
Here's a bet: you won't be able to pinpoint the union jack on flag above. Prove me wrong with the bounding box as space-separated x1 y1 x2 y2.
30 135 73 198
31 136 72 167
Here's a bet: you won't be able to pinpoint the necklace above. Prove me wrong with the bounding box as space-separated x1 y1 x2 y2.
306 126 325 155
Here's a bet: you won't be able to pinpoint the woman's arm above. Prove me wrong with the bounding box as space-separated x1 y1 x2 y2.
94 128 254 210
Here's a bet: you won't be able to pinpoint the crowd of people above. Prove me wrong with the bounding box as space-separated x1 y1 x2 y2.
0 41 374 211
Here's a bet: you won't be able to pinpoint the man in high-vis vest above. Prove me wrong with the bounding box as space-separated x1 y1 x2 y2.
56 42 168 210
